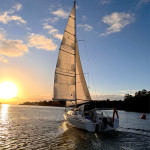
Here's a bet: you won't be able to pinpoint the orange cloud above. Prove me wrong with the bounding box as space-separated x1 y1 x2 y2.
0 29 29 63
0 38 28 57
0 55 8 63
28 33 57 51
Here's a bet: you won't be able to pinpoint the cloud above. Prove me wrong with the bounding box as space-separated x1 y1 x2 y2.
44 17 59 24
100 0 112 5
90 90 137 100
0 14 26 24
0 34 4 39
13 3 22 11
28 33 57 51
137 0 150 7
0 31 28 63
0 37 28 57
100 12 135 36
76 5 80 9
51 8 69 19
90 91 124 100
43 24 63 40
120 90 136 93
0 55 8 63
78 24 94 32
0 28 6 39
91 93 124 100
81 15 87 21
0 3 26 24
54 34 63 40
120 90 136 96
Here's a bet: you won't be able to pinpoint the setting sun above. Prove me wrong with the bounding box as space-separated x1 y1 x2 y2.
0 81 18 99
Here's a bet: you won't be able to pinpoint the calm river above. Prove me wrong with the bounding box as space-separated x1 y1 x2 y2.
0 104 150 150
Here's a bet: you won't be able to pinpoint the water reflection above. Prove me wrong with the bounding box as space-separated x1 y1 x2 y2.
0 104 9 148
0 104 9 122
58 121 69 132
51 122 123 150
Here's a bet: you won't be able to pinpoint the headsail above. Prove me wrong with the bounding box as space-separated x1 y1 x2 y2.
53 1 91 106
75 42 91 105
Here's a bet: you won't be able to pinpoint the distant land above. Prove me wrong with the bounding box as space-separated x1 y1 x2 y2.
20 100 65 107
20 89 150 113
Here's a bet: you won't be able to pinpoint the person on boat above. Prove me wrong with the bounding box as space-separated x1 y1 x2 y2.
89 110 97 122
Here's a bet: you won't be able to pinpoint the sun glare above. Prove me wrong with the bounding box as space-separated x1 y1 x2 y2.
0 81 18 99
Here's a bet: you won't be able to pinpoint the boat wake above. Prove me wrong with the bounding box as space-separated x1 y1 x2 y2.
118 126 150 137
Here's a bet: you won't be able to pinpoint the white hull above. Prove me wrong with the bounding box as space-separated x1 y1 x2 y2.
64 109 119 132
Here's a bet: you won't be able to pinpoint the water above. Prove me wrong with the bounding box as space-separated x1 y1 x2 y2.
0 104 150 150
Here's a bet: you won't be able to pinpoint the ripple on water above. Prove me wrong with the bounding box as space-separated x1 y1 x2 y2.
0 106 150 150
0 105 64 149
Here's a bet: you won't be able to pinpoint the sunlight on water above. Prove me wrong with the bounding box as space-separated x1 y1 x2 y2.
0 105 149 149
58 121 69 132
0 104 9 122
0 104 10 148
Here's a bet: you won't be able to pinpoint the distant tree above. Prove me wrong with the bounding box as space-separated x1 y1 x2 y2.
135 89 149 97
124 94 132 100
141 89 148 96
135 91 142 97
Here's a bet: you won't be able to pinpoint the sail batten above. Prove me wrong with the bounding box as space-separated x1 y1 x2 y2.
53 2 91 106
59 49 75 55
55 72 75 78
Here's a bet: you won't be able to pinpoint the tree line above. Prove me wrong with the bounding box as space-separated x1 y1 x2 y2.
21 89 150 113
90 89 150 113
20 100 66 107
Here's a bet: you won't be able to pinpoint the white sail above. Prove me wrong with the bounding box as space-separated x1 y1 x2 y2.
53 4 76 101
53 2 91 106
76 42 91 105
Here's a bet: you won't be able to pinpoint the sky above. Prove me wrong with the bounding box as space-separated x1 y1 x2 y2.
0 0 149 104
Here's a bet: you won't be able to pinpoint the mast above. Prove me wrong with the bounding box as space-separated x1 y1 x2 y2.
53 0 91 106
74 0 77 107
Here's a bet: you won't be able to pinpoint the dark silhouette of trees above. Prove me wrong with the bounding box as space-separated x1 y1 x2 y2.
90 89 150 113
124 94 132 100
20 89 150 113
21 100 66 107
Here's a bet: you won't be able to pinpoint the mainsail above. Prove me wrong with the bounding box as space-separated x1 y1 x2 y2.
53 1 91 106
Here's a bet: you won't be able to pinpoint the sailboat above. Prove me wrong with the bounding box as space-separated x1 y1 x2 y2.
53 0 119 132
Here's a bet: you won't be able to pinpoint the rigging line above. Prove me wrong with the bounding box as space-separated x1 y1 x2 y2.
82 33 100 100
82 33 110 116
